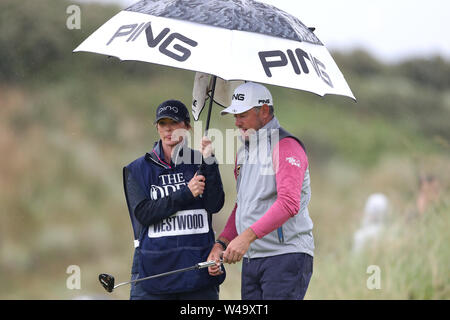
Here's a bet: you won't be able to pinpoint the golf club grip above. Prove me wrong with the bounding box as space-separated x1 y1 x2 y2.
196 260 219 269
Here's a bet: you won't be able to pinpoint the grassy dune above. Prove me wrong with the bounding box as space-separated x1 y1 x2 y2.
1 73 448 299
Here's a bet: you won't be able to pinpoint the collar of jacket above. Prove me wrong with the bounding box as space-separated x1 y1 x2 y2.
242 116 281 148
145 138 189 169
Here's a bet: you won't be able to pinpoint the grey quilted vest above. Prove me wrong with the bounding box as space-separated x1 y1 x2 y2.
235 117 314 258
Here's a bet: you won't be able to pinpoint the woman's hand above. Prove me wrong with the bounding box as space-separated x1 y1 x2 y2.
187 172 205 197
207 243 224 276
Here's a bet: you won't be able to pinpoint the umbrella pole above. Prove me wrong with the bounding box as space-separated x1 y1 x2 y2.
204 75 217 136
197 75 217 177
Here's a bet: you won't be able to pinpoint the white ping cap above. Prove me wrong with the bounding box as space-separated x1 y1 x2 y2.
221 82 273 115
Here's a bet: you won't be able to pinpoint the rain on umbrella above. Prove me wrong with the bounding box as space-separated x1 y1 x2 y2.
74 0 355 131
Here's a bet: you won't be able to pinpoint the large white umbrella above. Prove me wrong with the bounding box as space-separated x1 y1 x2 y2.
74 0 355 129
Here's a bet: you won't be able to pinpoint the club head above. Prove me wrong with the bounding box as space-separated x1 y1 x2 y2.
99 273 115 293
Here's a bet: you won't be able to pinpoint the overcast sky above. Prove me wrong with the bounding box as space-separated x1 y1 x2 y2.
78 0 450 62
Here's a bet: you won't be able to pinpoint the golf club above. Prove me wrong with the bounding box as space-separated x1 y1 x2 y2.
99 260 221 293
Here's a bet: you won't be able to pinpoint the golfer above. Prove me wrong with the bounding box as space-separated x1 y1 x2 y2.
208 82 314 300
124 99 225 300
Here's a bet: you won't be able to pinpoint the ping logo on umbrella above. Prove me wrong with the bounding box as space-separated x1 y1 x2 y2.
107 21 198 62
259 49 333 88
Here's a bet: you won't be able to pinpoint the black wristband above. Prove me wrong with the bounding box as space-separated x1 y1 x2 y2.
215 239 227 250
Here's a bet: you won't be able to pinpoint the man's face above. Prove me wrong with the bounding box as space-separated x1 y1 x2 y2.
234 107 265 140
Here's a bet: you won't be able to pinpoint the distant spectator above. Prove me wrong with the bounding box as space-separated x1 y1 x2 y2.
416 175 441 215
353 193 390 253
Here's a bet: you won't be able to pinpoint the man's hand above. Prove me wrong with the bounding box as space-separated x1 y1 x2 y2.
222 228 257 264
188 172 205 197
201 136 214 159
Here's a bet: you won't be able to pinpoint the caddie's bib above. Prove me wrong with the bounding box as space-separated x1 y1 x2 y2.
147 209 209 238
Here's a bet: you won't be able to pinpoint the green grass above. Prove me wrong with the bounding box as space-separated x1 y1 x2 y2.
306 201 449 299
0 66 449 300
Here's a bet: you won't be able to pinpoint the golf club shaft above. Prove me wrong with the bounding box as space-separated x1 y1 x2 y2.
114 260 218 289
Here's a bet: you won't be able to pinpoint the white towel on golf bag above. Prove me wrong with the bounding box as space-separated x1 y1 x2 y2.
192 72 244 121
352 193 390 253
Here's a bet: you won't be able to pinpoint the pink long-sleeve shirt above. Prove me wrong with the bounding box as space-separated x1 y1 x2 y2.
220 137 308 241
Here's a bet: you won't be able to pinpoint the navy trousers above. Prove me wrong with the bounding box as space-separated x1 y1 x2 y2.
241 252 313 300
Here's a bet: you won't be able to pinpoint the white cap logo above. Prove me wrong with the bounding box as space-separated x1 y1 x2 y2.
158 106 178 114
221 82 273 115
232 93 245 101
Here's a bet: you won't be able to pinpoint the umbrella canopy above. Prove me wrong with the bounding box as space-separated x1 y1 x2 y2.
74 0 355 101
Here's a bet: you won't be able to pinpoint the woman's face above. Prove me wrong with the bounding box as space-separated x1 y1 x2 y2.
157 118 189 147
